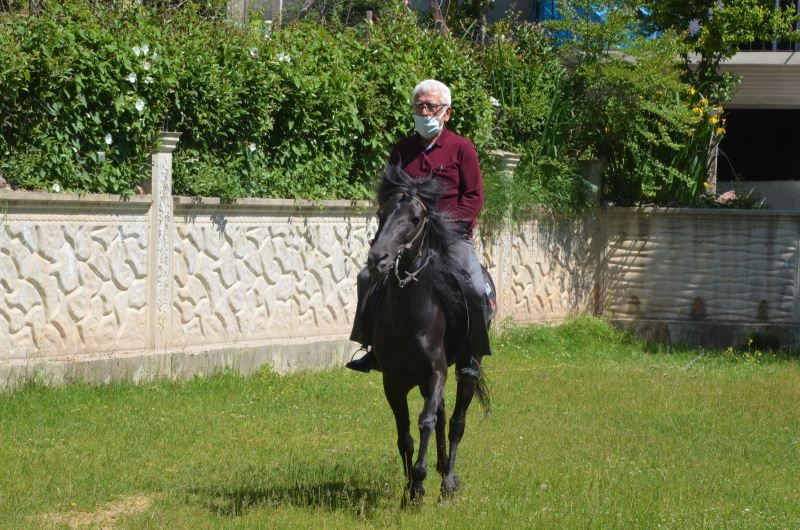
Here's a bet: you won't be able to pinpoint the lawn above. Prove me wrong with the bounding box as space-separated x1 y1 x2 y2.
1 318 799 529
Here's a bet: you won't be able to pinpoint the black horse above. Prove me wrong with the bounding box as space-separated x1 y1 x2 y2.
366 165 493 503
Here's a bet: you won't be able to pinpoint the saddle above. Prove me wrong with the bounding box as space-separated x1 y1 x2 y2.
361 263 496 334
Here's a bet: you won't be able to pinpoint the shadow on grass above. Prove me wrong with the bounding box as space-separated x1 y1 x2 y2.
188 479 389 518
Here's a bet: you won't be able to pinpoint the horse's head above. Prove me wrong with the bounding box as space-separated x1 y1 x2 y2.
367 166 441 278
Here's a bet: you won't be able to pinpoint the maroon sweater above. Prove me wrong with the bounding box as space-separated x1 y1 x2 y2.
388 127 484 236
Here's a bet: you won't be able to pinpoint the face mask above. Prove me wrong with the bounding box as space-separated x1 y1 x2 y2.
413 113 443 140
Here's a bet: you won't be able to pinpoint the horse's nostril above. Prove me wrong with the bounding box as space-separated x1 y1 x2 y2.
368 251 390 273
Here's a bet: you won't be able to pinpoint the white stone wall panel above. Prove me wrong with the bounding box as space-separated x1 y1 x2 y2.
0 201 150 360
170 204 375 349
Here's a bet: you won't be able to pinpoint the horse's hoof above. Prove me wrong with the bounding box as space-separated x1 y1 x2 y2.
441 474 460 497
410 483 425 504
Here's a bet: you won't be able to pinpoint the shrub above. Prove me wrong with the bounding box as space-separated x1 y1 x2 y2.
546 0 710 207
0 0 740 213
170 12 495 201
0 3 173 194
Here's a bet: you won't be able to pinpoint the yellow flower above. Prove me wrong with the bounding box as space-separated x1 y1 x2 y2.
716 127 726 135
700 97 709 106
688 86 697 96
692 107 703 115
710 115 719 125
703 181 710 189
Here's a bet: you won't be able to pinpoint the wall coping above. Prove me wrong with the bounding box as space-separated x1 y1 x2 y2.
173 196 374 216
4 190 799 220
604 206 800 219
0 190 152 206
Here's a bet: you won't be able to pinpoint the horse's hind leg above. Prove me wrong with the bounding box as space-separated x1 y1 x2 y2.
383 381 414 496
441 362 480 497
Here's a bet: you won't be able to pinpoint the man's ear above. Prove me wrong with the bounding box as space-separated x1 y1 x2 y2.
441 107 452 123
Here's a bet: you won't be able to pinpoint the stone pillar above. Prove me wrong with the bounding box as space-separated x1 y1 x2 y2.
148 132 181 350
487 150 520 325
271 0 282 26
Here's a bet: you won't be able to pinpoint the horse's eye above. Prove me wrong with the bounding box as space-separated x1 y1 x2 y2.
411 216 420 226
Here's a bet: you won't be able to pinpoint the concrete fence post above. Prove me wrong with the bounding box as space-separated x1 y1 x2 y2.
487 149 521 324
147 132 181 350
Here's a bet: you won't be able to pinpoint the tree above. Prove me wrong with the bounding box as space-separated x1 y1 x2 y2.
639 0 800 100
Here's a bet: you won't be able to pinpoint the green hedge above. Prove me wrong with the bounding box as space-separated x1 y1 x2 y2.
0 1 720 212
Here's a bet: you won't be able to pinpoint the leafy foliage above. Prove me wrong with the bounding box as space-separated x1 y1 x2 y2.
0 0 764 213
640 0 800 101
544 1 712 207
0 3 173 193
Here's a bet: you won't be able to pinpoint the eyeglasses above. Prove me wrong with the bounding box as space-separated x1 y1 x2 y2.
412 102 448 113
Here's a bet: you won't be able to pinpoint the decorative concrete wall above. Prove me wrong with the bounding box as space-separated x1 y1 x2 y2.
170 199 374 348
0 194 152 361
603 208 800 348
3 162 800 388
0 184 597 388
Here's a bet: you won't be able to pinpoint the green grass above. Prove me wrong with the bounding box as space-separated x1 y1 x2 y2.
1 317 799 529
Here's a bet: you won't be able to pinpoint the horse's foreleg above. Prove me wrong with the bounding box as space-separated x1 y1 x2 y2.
442 363 480 497
383 381 413 491
435 398 447 476
411 370 446 502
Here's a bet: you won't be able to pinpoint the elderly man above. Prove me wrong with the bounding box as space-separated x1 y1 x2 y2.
347 79 493 380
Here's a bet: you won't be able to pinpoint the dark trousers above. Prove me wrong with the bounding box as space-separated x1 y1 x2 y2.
349 239 493 365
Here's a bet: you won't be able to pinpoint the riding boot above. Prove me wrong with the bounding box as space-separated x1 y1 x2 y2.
346 348 381 373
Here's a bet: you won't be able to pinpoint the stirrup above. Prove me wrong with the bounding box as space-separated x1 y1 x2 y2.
346 347 379 373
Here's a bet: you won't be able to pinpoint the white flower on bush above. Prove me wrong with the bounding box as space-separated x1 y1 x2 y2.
133 45 142 57
142 61 151 71
688 19 701 36
127 72 137 84
249 143 257 152
96 151 106 162
52 183 61 193
104 133 113 145
142 44 150 55
249 47 259 58
144 76 154 84
135 99 146 112
276 52 291 63
489 96 500 107
151 51 158 60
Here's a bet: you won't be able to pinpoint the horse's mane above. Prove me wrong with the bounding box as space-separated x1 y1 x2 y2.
377 165 468 322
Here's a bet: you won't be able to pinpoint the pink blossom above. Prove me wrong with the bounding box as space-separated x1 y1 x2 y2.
716 190 736 204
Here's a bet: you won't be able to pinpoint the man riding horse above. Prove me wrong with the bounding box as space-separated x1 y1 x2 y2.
348 79 493 381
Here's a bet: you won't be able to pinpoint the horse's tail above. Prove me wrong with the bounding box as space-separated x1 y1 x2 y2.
475 368 491 417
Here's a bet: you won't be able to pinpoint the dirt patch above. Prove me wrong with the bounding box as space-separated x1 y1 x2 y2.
37 494 154 529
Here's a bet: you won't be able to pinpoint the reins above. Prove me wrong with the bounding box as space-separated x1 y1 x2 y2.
392 194 433 289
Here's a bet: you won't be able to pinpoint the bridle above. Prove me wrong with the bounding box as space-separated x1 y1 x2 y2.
390 193 433 288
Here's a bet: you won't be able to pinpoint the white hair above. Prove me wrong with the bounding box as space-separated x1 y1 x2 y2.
411 79 451 106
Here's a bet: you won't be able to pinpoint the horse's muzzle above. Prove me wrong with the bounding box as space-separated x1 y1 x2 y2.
367 248 391 278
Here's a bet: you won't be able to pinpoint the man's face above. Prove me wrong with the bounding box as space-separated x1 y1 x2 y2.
413 90 451 124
